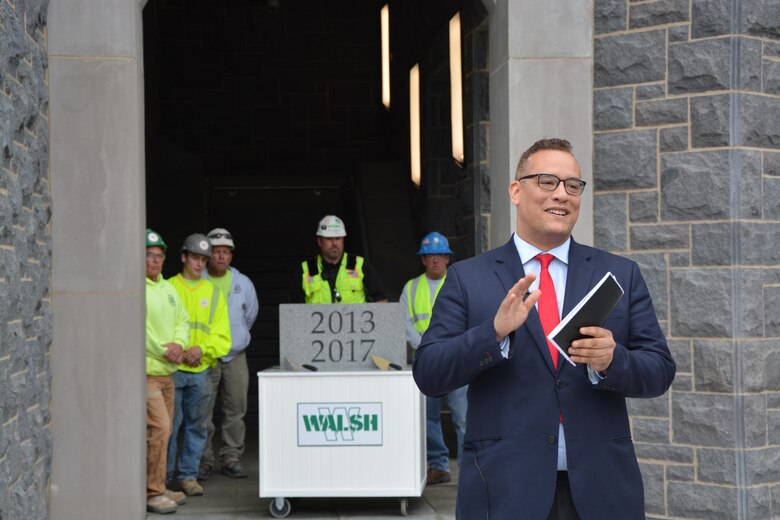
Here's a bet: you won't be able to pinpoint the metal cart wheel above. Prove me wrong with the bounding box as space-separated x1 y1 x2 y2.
269 497 292 518
400 497 408 516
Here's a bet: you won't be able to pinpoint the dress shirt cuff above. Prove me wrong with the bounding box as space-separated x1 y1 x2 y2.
499 336 510 358
587 364 606 384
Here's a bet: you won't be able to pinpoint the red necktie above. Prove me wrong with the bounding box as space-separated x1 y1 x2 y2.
535 253 560 369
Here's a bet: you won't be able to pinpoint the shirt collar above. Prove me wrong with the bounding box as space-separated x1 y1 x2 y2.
512 233 571 266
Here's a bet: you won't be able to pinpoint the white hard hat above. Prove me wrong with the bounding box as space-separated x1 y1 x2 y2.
207 228 235 249
316 215 347 237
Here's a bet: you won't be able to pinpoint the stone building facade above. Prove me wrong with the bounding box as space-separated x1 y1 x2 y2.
594 0 780 517
0 0 52 518
1 0 778 518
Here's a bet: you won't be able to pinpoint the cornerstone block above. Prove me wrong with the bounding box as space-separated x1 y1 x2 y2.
279 303 406 371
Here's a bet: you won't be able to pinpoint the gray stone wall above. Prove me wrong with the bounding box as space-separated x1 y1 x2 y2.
594 0 780 518
0 0 52 518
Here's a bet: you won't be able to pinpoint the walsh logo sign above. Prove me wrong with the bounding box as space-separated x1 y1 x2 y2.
297 402 383 446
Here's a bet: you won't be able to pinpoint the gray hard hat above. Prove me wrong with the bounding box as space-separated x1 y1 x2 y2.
181 233 212 258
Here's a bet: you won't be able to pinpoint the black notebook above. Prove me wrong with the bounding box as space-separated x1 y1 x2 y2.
547 272 624 366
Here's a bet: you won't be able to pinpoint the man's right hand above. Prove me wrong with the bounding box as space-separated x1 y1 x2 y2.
493 274 540 342
163 343 184 364
183 346 203 367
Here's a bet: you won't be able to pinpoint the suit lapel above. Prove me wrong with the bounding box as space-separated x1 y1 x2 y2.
494 239 557 375
493 239 524 293
562 239 596 317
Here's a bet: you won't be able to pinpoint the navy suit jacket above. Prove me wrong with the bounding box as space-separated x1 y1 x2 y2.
413 238 675 520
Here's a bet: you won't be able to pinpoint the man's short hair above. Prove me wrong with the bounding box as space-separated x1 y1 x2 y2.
515 138 574 180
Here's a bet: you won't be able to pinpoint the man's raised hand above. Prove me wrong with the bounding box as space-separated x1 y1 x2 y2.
493 274 540 342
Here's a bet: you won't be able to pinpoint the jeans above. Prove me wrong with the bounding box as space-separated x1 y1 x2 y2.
426 385 467 472
167 370 212 482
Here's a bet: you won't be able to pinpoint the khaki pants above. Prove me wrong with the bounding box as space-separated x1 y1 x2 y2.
147 375 174 498
202 351 248 466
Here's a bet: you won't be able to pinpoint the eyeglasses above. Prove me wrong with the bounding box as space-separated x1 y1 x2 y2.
146 253 166 260
517 173 586 196
208 232 232 239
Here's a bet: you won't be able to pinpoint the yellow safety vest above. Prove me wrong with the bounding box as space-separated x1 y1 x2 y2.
301 254 366 304
168 274 232 372
404 273 445 333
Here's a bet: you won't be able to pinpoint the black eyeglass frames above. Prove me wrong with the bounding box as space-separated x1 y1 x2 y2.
517 173 586 196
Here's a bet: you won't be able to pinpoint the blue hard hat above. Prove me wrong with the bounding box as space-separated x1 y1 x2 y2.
417 232 453 255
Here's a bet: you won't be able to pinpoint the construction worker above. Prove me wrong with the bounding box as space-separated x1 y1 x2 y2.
144 229 188 514
294 214 388 303
166 233 231 497
400 232 467 485
199 228 259 480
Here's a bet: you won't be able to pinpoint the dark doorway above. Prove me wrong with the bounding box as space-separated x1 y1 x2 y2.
142 0 487 425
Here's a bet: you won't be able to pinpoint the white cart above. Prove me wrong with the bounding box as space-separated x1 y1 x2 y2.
258 369 426 517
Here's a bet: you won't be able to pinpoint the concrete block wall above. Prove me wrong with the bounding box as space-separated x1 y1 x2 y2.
594 0 780 517
0 0 52 519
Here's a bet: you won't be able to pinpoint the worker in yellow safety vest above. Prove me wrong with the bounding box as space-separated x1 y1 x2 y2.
295 215 387 304
144 228 188 514
166 233 231 498
401 231 467 486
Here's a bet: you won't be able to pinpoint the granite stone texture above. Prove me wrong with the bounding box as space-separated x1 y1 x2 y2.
692 0 731 38
660 126 688 152
742 0 780 39
595 130 657 190
669 38 731 94
0 1 52 519
635 443 694 463
691 223 731 266
626 252 669 320
629 191 659 223
630 224 689 250
669 24 691 43
595 30 666 87
661 151 730 221
672 393 736 447
594 87 633 130
636 84 666 100
629 0 689 29
766 58 780 96
640 462 665 515
667 464 695 482
594 192 627 251
670 269 732 337
690 94 730 148
635 98 688 127
741 94 780 149
595 0 627 34
766 151 780 176
767 286 780 337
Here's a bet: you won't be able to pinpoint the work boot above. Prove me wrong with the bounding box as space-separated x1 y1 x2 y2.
221 461 248 479
198 462 212 480
180 478 204 496
164 489 187 505
426 467 451 485
147 494 177 514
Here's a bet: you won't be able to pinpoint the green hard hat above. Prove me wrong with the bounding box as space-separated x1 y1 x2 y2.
146 228 167 251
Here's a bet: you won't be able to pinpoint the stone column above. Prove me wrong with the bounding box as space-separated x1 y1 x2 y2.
48 0 147 518
594 0 780 518
484 0 594 248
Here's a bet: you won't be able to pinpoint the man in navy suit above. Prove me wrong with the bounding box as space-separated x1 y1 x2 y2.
413 138 675 519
